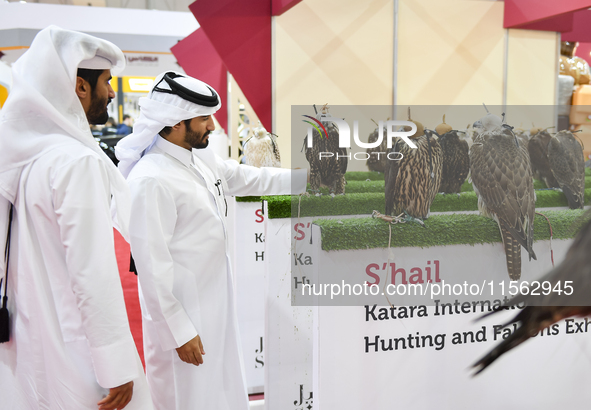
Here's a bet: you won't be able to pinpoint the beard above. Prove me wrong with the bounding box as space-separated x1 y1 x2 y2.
86 93 111 125
185 121 210 149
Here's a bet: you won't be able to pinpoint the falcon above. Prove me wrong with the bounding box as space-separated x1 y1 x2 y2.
548 130 585 209
513 127 530 149
528 128 560 188
366 122 388 173
304 107 347 195
460 123 476 149
436 116 470 194
473 214 591 374
470 112 537 280
384 118 443 221
243 122 281 168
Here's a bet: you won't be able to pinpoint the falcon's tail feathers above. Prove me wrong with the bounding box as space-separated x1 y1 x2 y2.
501 226 521 280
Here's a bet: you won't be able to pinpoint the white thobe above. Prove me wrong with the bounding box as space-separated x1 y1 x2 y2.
127 136 306 410
0 140 153 409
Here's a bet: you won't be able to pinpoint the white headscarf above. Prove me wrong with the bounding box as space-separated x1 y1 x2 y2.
0 26 131 238
115 71 222 178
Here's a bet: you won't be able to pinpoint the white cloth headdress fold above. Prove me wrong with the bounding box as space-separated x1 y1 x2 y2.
115 71 222 178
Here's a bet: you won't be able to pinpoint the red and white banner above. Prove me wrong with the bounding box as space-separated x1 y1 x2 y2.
309 225 591 409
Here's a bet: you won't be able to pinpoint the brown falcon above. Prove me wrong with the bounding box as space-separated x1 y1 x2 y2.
470 113 537 280
513 127 530 150
384 118 443 221
548 130 585 209
304 106 347 195
528 128 560 188
366 122 388 173
473 214 591 374
436 116 470 194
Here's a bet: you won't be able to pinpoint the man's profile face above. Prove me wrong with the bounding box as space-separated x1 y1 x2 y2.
185 115 215 149
86 69 115 125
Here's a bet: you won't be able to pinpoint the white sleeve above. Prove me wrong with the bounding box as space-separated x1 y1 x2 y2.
52 155 139 389
217 156 307 196
128 176 198 351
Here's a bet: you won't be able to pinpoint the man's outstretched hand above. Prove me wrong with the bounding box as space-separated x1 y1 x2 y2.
97 380 134 410
176 334 205 366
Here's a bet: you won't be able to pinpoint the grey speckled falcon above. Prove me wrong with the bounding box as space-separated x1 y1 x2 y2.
385 120 443 220
548 130 585 209
473 214 591 375
470 114 537 280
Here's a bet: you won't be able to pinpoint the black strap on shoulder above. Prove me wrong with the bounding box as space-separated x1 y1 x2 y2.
129 252 138 276
3 203 13 293
0 202 14 343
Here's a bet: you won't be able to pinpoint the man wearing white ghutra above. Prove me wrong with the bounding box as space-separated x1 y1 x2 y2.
0 26 153 410
116 72 307 409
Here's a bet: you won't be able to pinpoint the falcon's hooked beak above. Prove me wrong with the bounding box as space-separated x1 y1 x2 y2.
472 120 484 135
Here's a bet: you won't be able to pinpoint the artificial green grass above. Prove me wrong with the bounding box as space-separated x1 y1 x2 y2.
263 188 591 219
306 180 385 194
234 196 263 203
314 209 587 251
460 177 591 192
263 175 591 197
343 171 384 181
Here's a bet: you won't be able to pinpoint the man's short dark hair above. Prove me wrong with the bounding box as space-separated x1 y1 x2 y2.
122 114 131 121
76 68 104 91
160 119 191 138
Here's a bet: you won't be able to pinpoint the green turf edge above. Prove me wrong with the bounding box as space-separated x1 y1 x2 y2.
308 177 591 195
235 196 264 203
344 171 384 181
314 209 587 251
263 188 591 219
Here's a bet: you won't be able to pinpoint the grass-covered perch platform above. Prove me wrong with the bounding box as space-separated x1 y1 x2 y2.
314 209 588 251
305 177 591 194
251 188 591 219
236 169 591 215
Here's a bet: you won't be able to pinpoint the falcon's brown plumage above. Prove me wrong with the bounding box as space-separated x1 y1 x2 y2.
304 110 347 195
473 214 591 374
513 128 530 150
385 122 443 219
366 124 388 173
438 130 470 194
470 121 537 280
528 129 560 188
548 130 585 209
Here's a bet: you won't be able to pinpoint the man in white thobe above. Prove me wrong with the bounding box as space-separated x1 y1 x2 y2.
115 72 307 409
0 26 153 410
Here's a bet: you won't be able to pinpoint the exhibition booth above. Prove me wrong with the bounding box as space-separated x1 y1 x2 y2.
1 0 591 409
